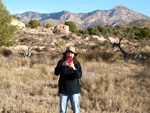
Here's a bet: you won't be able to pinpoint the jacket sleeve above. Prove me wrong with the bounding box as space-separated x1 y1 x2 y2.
54 60 63 76
74 62 82 79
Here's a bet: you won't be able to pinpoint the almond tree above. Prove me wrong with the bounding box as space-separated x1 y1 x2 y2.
103 27 129 61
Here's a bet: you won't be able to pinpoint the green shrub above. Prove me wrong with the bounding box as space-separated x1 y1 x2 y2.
104 40 112 47
13 15 21 20
59 40 65 46
27 20 41 28
25 23 30 28
43 24 52 28
0 0 18 47
65 21 76 33
53 28 61 34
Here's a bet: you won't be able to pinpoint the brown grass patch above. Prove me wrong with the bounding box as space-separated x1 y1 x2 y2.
0 53 149 113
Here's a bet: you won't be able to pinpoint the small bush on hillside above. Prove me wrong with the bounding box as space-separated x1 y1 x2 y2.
104 40 112 47
41 65 48 75
0 48 12 57
25 23 30 28
30 54 51 65
59 40 65 46
26 20 41 28
13 15 21 20
65 21 76 33
53 28 61 34
81 48 117 62
43 23 52 28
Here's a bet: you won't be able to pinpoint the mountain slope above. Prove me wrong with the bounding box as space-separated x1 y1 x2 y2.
106 5 149 25
15 5 149 29
120 19 150 27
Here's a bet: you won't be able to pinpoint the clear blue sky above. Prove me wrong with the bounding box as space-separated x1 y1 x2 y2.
2 0 150 17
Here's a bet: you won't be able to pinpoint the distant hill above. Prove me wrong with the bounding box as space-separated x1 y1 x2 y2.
120 19 150 27
15 5 149 29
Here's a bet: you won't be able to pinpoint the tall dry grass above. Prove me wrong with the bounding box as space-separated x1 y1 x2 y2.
80 60 150 113
0 49 150 113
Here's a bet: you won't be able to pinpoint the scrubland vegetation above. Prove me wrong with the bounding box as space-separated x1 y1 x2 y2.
0 0 150 112
0 47 150 113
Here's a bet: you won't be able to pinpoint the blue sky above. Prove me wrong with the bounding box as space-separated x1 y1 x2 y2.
2 0 150 17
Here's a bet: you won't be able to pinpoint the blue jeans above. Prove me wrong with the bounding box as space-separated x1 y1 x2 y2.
59 93 80 113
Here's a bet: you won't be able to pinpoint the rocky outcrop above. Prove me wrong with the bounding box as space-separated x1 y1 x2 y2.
11 18 25 28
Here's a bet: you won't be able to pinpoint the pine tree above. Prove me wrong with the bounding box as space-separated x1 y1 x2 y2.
0 0 17 46
65 21 76 33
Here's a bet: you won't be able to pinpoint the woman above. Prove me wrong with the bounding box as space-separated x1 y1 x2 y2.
54 46 82 113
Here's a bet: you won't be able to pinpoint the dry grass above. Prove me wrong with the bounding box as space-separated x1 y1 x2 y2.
80 60 150 113
0 52 150 113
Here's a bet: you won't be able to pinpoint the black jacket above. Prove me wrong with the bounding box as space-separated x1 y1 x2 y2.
54 60 82 95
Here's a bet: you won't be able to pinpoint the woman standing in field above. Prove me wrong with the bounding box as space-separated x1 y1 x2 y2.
54 46 82 113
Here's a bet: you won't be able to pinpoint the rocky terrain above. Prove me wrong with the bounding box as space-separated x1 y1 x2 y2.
11 27 150 62
15 5 149 29
0 27 150 113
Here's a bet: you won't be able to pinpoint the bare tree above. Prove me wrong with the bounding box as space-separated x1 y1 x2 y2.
22 39 38 57
80 35 90 53
128 39 145 60
104 34 128 61
103 27 128 61
103 28 149 62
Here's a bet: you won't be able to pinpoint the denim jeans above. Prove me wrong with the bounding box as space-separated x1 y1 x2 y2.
59 93 80 113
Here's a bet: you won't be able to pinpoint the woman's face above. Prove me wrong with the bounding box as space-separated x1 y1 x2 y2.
66 50 75 58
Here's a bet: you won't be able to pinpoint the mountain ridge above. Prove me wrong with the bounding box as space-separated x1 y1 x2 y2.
15 5 149 29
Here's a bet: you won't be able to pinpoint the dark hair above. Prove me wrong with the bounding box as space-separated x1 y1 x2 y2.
62 52 78 66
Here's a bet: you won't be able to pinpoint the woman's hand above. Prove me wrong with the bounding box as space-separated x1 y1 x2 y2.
62 61 69 67
62 61 76 70
69 62 76 70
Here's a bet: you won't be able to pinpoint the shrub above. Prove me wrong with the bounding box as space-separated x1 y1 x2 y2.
13 15 21 20
1 48 12 57
27 20 41 28
65 21 76 33
0 0 18 47
41 65 48 75
43 23 52 28
53 28 61 34
104 40 112 47
81 48 117 62
25 23 30 28
59 40 65 46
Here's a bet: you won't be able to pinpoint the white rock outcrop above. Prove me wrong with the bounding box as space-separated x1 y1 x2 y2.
11 18 25 28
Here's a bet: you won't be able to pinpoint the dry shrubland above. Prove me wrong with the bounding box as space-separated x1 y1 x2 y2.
0 47 150 113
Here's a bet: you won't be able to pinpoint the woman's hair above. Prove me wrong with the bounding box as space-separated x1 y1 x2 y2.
62 52 78 66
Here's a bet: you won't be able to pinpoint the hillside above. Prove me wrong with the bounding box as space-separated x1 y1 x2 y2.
121 19 150 27
0 28 150 112
15 5 149 29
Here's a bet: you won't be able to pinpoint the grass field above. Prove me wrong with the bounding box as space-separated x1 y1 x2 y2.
0 50 150 113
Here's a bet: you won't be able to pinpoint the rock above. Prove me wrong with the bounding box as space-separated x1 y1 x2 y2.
99 36 106 42
13 45 28 50
11 18 25 28
89 43 97 46
66 43 75 47
108 37 119 43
